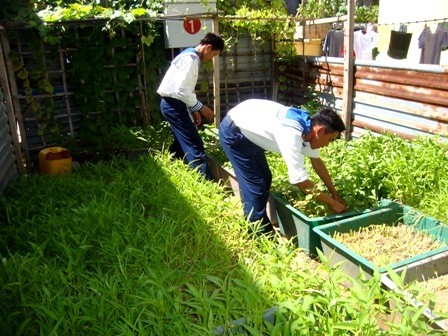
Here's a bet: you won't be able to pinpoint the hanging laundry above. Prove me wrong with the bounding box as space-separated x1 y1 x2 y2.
284 0 301 15
387 30 412 59
418 24 448 65
367 24 379 60
323 29 344 57
353 24 378 60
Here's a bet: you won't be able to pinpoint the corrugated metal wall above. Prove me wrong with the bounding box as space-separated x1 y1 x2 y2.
0 86 18 193
284 56 448 139
351 62 448 139
0 25 20 193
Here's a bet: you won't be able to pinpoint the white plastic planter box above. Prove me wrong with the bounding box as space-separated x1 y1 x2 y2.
381 251 448 331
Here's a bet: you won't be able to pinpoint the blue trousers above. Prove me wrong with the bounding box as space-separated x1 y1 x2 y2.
219 115 273 234
160 97 212 180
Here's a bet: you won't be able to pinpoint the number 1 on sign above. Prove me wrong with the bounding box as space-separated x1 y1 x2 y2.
184 19 201 35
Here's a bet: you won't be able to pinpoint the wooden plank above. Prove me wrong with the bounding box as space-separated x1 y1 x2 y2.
0 28 24 173
213 15 221 127
341 0 354 140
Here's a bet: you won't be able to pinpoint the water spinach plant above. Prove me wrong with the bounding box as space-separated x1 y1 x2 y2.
203 128 448 222
1 151 446 334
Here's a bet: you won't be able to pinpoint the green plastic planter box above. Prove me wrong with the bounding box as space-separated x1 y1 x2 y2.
206 154 240 198
381 251 448 331
271 193 368 256
313 199 448 280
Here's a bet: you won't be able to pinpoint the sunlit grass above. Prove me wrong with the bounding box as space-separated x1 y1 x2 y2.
1 151 446 335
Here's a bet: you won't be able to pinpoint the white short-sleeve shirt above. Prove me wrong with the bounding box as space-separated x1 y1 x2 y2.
227 99 319 184
157 48 202 113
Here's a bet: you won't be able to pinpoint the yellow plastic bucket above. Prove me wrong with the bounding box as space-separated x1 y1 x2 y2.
39 147 73 175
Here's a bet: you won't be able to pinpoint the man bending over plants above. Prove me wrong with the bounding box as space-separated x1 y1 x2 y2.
219 99 348 235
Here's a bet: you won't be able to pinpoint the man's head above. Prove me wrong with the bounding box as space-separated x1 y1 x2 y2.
196 33 224 62
307 108 346 149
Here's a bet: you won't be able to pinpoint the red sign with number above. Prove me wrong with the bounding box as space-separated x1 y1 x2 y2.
183 19 201 35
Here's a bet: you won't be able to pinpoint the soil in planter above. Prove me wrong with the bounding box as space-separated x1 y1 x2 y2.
332 223 445 266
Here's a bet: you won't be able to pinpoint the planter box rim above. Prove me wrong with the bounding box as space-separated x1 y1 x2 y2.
380 250 448 331
271 191 371 223
313 201 448 274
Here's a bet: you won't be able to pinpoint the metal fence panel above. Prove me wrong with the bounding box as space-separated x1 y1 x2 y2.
0 87 18 193
283 56 448 139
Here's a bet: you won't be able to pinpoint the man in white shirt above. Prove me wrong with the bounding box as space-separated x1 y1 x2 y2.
157 33 224 180
219 99 348 235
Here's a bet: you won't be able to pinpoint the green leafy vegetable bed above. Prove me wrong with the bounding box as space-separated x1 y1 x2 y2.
1 151 446 335
203 126 448 221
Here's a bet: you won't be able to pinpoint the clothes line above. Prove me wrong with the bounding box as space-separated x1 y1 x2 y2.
322 21 448 65
367 17 448 28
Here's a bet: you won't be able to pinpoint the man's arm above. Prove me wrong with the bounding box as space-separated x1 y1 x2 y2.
310 157 347 207
310 158 337 196
294 157 347 213
296 178 347 213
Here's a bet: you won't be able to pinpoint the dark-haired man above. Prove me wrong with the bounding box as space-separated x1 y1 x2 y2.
219 99 347 235
158 33 224 180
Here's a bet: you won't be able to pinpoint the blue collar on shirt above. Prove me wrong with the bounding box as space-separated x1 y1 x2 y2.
281 107 312 135
181 47 198 56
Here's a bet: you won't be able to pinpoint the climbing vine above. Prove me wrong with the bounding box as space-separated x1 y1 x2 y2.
64 22 166 153
1 1 379 157
219 0 296 59
9 34 59 139
2 1 166 155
